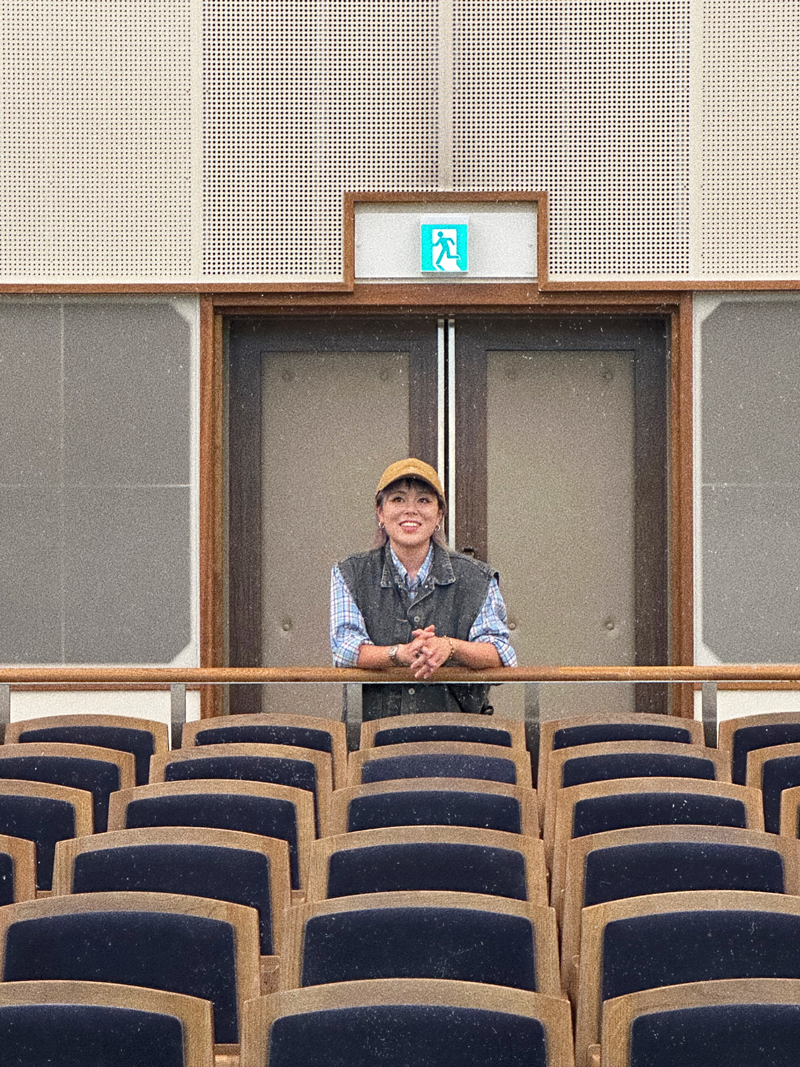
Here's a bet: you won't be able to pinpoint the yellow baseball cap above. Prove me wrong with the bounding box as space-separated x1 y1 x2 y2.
376 458 445 500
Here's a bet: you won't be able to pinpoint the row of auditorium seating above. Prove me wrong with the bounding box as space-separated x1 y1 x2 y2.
3 707 800 1067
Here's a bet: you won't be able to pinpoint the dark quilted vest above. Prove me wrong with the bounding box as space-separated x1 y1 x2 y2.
338 543 496 719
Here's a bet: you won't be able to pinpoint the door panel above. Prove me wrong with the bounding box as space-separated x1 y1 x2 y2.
227 316 439 715
487 349 636 717
261 349 411 716
455 315 668 717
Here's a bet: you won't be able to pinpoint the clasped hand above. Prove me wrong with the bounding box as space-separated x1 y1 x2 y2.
402 625 452 680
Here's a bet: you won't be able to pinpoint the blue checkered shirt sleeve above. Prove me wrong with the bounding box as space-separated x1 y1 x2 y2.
330 565 373 667
469 576 517 666
330 565 517 667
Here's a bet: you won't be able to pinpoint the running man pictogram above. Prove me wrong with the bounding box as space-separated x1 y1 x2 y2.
433 230 459 270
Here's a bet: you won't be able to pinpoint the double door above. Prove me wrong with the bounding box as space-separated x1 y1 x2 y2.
227 314 668 718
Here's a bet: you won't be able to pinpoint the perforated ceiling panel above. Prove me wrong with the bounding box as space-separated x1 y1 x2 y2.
453 0 690 279
203 0 438 278
701 2 800 277
0 0 196 280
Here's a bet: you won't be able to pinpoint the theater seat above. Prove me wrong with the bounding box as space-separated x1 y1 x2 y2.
328 777 539 836
718 712 800 785
745 741 800 833
601 978 800 1067
559 824 800 997
537 713 703 811
0 780 93 892
52 825 291 961
542 741 730 856
6 714 169 787
575 889 800 1067
240 979 574 1067
0 743 135 833
349 741 533 789
0 980 214 1067
0 891 261 1052
307 826 547 904
283 891 560 995
361 713 526 753
549 777 764 913
107 779 315 895
183 714 347 789
151 743 333 835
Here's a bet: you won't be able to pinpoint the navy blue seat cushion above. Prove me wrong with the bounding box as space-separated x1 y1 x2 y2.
348 790 522 834
124 792 302 889
18 726 154 786
3 911 239 1043
195 724 333 755
630 1003 800 1067
584 842 785 907
572 792 747 838
374 726 512 748
0 757 119 832
326 843 528 900
0 853 14 906
0 794 76 891
602 910 800 1003
301 907 536 989
72 843 275 953
268 1005 546 1067
362 754 517 785
760 755 800 833
0 1004 185 1067
164 755 317 797
561 752 715 789
731 723 800 784
164 756 320 833
553 723 693 751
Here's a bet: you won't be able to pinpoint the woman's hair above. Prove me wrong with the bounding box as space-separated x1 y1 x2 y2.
371 477 448 549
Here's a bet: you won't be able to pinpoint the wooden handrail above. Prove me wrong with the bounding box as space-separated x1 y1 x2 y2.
0 666 799 684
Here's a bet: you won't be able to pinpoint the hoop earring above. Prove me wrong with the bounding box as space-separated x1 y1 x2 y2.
379 522 385 530
435 523 441 531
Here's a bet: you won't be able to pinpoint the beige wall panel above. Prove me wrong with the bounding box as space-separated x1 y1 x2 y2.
487 350 635 718
204 0 438 278
700 2 800 276
261 350 409 716
0 0 196 280
454 0 690 279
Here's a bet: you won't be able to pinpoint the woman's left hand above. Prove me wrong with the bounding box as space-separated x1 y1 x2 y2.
409 630 452 679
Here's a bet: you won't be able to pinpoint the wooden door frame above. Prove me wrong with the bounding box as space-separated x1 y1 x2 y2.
200 290 694 718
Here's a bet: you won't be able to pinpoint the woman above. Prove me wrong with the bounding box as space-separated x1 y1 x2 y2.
330 458 516 719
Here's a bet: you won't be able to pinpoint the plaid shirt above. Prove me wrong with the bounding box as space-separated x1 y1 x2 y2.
330 543 517 667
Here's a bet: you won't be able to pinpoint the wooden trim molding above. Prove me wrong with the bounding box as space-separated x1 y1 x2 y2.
2 666 800 683
341 190 548 290
5 279 800 295
199 298 226 716
5 188 800 292
670 294 695 717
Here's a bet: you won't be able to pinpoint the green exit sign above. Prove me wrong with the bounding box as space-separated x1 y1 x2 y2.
420 217 469 273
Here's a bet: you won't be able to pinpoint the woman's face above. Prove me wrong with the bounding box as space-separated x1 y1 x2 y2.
377 482 443 553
